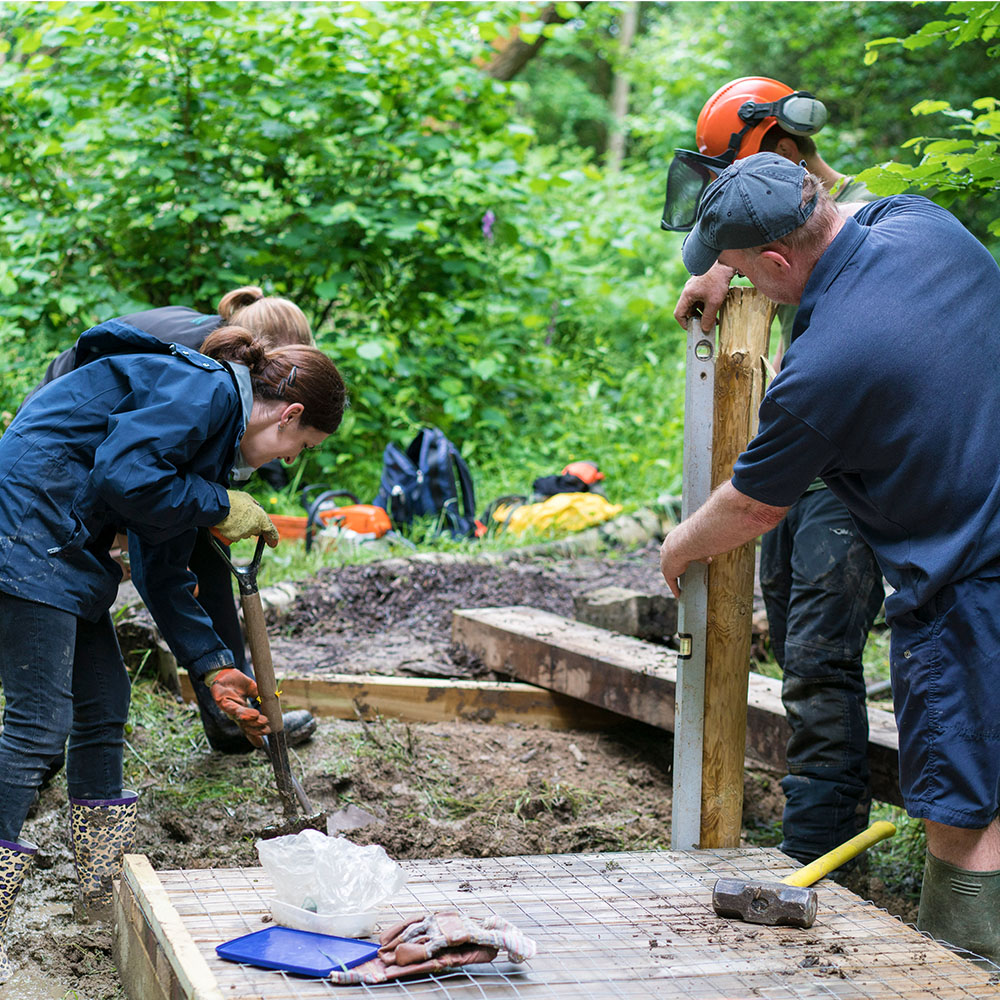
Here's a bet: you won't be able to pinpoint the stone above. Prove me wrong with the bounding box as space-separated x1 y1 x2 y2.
573 585 678 642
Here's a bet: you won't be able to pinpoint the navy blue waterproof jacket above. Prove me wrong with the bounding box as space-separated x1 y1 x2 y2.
0 321 245 674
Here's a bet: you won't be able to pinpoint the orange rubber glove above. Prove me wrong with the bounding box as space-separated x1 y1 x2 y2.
207 668 270 747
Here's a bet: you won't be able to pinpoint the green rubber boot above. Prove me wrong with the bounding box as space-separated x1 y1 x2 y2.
69 790 139 922
0 838 37 984
917 850 1000 970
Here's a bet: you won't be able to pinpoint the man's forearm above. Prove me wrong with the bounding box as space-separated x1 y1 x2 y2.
660 480 788 597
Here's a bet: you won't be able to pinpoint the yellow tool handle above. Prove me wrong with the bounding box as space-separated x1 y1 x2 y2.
782 820 896 888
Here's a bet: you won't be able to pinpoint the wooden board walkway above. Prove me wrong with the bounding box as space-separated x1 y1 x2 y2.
114 848 995 1000
452 606 903 807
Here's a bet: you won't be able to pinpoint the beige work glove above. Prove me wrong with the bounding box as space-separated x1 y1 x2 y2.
215 490 279 546
328 911 537 984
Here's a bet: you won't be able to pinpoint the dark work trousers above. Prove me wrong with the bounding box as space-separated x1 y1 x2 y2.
759 488 885 865
0 593 130 841
184 529 256 753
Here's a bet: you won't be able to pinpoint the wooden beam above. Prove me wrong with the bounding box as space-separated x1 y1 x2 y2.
179 672 622 730
702 287 776 847
452 606 903 807
456 606 677 728
113 854 224 1000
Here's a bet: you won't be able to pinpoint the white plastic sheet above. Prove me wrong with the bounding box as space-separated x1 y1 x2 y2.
257 829 406 934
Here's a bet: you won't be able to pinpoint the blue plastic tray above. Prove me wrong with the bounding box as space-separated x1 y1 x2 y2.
216 925 380 977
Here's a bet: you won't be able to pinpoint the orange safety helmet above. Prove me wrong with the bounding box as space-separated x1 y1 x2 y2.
661 77 827 232
697 76 827 160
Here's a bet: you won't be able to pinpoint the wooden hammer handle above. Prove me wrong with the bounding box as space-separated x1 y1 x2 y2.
783 820 896 888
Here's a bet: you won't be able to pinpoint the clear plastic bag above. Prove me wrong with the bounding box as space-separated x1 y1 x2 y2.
257 829 406 936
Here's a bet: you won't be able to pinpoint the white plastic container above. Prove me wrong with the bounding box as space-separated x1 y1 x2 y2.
268 899 378 939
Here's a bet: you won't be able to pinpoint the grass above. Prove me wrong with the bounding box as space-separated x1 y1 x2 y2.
869 802 927 902
123 677 274 810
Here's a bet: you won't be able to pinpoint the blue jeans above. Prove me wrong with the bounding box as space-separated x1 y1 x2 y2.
0 592 130 841
759 488 885 863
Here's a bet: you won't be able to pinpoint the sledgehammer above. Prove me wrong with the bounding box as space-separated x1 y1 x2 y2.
712 820 896 928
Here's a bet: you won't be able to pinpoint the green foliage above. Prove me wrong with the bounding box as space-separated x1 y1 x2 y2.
0 0 687 504
859 3 1000 239
862 625 893 687
5 1 995 512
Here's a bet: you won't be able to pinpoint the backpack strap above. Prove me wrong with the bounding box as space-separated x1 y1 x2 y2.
448 443 476 522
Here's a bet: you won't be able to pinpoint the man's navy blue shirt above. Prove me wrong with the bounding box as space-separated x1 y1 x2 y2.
732 195 1000 619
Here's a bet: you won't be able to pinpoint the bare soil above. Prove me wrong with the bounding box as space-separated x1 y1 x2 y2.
8 538 917 999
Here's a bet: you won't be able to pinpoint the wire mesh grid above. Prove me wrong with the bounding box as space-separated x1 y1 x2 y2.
152 848 999 1000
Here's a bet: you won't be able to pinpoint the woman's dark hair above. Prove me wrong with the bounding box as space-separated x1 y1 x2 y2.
200 326 347 433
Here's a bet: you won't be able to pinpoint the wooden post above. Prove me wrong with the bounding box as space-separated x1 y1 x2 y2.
700 286 775 847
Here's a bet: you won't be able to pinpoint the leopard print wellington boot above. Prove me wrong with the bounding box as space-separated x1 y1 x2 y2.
0 838 37 984
69 790 138 922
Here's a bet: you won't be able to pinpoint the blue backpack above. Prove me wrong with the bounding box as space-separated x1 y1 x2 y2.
373 427 478 539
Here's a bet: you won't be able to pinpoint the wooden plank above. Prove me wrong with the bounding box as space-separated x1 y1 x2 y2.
114 854 224 1000
454 605 678 728
453 605 903 807
180 672 623 730
702 286 775 847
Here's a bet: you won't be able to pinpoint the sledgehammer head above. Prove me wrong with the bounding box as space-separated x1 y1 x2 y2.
712 877 818 928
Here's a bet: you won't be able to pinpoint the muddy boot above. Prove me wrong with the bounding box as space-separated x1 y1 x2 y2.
69 790 138 923
195 675 317 752
281 710 318 748
0 839 36 984
917 850 1000 969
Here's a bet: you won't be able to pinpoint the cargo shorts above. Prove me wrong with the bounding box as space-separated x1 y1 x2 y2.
890 573 1000 827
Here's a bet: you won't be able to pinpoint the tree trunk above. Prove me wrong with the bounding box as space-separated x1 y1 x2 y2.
483 2 591 81
607 1 638 172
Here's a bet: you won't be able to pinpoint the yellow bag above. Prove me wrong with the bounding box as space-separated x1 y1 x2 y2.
492 492 623 536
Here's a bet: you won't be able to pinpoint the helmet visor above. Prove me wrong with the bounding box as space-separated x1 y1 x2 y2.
661 149 733 232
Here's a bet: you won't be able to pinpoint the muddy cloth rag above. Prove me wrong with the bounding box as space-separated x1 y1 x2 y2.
328 910 537 984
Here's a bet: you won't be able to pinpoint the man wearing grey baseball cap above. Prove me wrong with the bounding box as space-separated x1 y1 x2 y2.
661 150 1000 967
681 152 840 292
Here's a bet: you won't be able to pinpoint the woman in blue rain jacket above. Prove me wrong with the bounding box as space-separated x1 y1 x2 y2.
0 321 345 967
25 285 319 755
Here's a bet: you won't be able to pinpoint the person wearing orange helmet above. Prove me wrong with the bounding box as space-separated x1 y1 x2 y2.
665 79 885 878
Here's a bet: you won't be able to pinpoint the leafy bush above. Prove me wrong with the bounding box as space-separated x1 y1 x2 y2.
0 0 689 509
